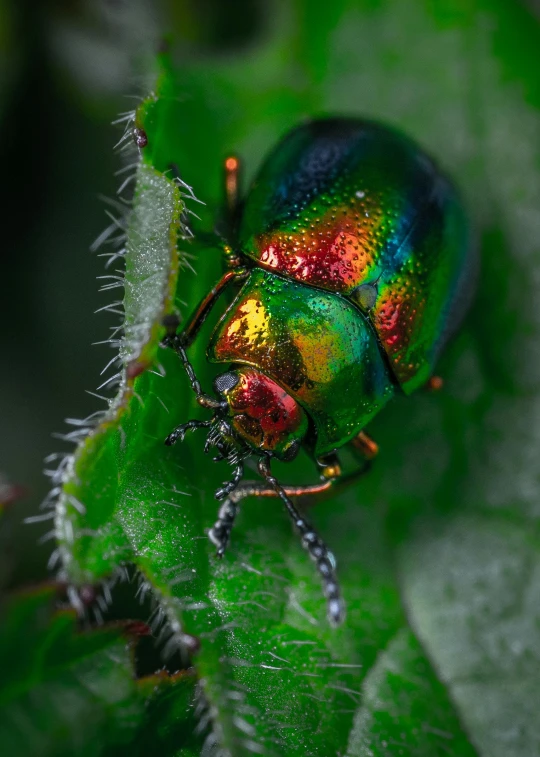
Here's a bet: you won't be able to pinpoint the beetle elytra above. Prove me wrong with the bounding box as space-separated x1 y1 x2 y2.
162 118 475 624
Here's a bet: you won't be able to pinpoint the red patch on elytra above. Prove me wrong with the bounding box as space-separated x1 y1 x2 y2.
256 209 375 293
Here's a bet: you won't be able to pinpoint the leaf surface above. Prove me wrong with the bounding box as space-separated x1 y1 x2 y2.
56 1 540 754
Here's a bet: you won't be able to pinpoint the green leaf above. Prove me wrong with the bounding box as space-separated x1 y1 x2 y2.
346 629 477 756
55 0 540 755
0 585 199 757
0 585 142 755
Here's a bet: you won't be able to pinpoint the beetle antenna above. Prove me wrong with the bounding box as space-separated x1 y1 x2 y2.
257 455 344 625
162 333 226 411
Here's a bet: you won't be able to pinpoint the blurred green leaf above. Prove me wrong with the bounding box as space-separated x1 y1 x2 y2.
56 0 540 755
0 585 145 756
0 585 199 756
45 0 159 115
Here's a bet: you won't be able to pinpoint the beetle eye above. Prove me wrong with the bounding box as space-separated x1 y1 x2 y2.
213 371 239 394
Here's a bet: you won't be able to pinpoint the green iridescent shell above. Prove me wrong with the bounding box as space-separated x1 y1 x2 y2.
237 118 474 393
209 268 395 456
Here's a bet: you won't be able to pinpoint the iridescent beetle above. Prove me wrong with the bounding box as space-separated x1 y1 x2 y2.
162 118 475 625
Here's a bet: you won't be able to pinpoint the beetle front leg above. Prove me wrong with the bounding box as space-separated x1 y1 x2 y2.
165 419 212 446
215 462 244 501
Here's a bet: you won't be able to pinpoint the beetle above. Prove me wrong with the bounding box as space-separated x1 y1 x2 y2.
161 118 475 625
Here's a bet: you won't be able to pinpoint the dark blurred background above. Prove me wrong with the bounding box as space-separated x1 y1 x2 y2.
0 0 269 586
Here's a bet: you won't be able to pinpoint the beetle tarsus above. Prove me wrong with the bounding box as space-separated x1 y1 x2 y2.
209 478 269 556
215 463 244 500
209 496 240 557
165 419 212 446
257 455 345 626
317 452 342 480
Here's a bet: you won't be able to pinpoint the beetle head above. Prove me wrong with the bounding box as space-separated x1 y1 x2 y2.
213 366 307 461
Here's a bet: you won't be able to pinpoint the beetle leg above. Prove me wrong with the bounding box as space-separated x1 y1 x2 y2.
208 458 370 555
426 375 444 392
257 455 344 625
317 452 342 480
224 155 241 215
350 430 379 459
209 494 240 558
208 477 335 559
208 455 370 602
165 419 212 447
215 462 244 501
163 269 248 351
